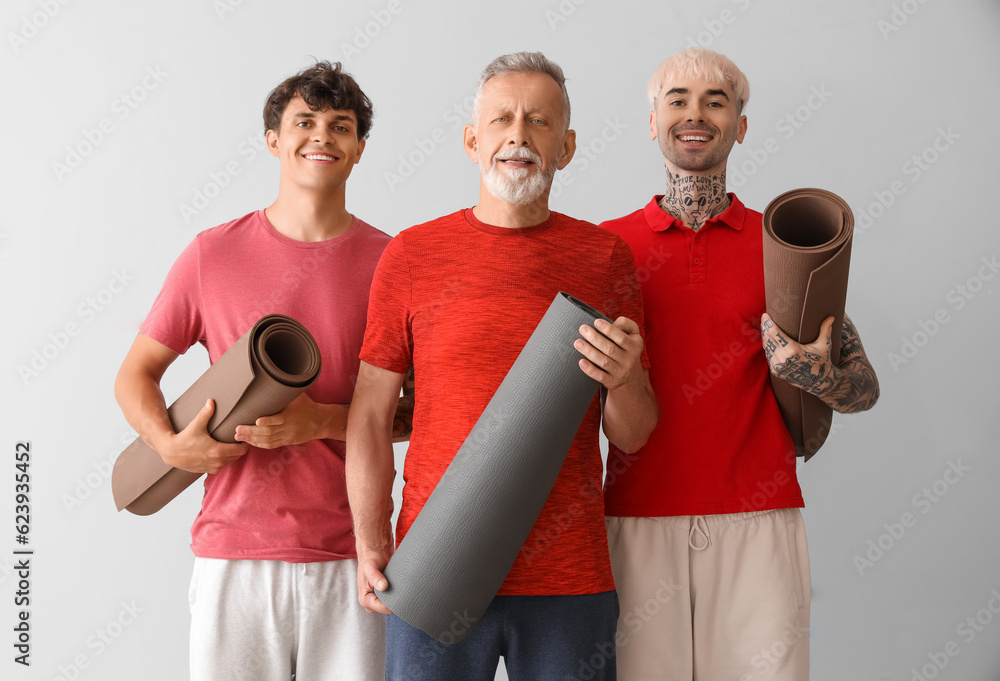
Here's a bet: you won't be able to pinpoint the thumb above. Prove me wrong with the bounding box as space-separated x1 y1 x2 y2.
366 563 389 592
807 317 836 353
189 398 216 433
819 316 836 342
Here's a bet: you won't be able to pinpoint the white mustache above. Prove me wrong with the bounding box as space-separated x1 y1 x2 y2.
493 148 542 165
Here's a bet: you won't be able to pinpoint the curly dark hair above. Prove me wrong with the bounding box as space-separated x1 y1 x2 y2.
263 61 374 140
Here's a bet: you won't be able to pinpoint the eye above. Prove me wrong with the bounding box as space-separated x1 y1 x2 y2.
708 101 724 108
531 118 546 125
669 100 685 107
296 120 310 127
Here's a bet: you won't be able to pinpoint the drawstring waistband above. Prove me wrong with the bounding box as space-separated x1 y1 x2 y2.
689 516 711 551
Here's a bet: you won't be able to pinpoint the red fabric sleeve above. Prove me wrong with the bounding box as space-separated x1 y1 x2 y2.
604 236 651 370
359 235 412 374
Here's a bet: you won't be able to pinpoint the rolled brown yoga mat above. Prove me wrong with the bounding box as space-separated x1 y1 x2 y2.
376 292 610 644
112 314 322 515
762 188 853 461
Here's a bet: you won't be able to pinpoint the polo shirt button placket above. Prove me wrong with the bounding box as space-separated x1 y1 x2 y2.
691 231 707 285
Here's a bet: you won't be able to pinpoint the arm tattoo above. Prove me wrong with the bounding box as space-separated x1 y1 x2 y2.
821 315 880 413
769 315 879 414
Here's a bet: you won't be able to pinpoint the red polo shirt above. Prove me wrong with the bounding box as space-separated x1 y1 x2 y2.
601 195 803 516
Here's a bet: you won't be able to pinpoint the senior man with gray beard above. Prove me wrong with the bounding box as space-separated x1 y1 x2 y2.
345 51 658 680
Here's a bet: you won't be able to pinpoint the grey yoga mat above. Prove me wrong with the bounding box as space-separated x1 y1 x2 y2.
376 292 610 644
762 188 854 461
112 314 322 515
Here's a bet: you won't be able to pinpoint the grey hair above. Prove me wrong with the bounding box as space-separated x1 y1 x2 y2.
471 51 571 131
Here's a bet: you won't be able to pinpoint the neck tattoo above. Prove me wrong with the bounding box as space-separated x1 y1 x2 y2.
659 169 729 232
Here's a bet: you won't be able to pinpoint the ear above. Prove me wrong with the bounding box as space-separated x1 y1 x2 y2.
354 138 366 164
556 128 576 170
266 129 280 158
649 109 657 141
735 115 747 145
463 124 479 164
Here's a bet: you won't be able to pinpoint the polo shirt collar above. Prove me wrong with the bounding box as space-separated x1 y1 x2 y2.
643 193 747 233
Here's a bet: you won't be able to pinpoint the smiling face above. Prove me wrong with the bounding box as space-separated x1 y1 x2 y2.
650 78 746 175
463 71 575 206
266 95 365 192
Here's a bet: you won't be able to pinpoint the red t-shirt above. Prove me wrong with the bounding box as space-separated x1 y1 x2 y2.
601 195 804 516
360 208 649 596
140 210 390 561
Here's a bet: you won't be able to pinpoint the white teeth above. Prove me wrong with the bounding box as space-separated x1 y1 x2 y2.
680 136 710 142
304 154 335 161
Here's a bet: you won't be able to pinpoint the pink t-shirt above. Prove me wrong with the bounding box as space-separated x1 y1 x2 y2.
140 209 390 562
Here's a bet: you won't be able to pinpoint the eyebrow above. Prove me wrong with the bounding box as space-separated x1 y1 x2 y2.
664 87 730 100
292 112 356 123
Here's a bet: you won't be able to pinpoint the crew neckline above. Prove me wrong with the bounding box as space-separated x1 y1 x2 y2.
462 208 558 237
255 209 361 248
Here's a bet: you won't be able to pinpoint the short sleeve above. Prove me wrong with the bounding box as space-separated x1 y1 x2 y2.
603 236 651 370
359 235 412 374
139 236 205 354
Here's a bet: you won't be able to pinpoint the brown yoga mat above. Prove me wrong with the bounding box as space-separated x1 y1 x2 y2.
762 188 853 461
112 314 322 515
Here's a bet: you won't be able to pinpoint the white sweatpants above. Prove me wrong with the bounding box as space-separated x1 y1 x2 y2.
189 557 385 681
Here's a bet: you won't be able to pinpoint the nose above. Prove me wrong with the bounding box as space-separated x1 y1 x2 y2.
312 126 333 145
507 118 531 147
686 102 706 123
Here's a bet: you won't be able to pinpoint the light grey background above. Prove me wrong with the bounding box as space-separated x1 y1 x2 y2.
2 0 998 679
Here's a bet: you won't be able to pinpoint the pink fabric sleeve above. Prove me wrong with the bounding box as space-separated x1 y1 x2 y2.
139 236 206 354
359 236 412 374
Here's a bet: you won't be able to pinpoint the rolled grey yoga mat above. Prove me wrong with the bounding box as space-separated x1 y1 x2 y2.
112 314 322 515
376 292 610 644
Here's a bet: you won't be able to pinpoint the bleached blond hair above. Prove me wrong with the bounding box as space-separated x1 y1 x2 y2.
647 48 750 114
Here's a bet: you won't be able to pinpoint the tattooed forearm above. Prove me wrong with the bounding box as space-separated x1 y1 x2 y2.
659 169 729 231
391 364 415 442
825 315 880 413
839 316 863 361
764 313 879 413
821 359 880 413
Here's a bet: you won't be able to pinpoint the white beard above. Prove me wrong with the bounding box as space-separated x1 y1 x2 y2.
480 150 555 205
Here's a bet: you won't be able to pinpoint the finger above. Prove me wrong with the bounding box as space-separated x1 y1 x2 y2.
762 319 792 349
611 316 640 335
593 318 631 347
578 357 613 387
818 316 836 341
365 564 389 593
235 424 270 445
237 426 283 449
188 399 216 432
578 325 623 363
360 591 392 615
204 443 248 472
574 337 617 374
